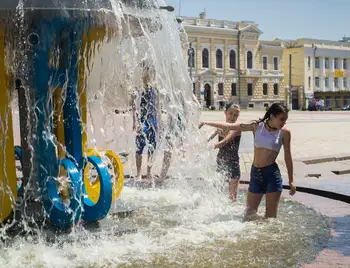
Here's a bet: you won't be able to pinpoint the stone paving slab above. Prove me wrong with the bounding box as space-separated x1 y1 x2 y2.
285 193 350 268
238 186 350 267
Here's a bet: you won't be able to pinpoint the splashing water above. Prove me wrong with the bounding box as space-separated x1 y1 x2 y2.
0 0 330 267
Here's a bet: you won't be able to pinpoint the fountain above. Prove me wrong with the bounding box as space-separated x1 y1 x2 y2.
0 0 175 229
0 1 335 267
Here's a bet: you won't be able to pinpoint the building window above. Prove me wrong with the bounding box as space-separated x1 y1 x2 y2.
343 59 347 70
218 82 224 95
273 83 279 95
325 77 329 88
308 56 311 68
193 83 196 94
325 58 329 69
229 50 236 69
308 76 311 88
263 83 268 95
264 103 269 108
315 77 320 88
216 49 223 68
247 51 253 69
344 78 347 88
334 77 339 88
231 83 237 96
247 83 253 96
273 57 279 70
202 48 209 68
334 58 339 70
248 103 254 108
315 57 320 69
263 56 268 70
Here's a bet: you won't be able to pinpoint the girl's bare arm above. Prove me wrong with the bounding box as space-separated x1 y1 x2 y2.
214 130 235 148
199 121 256 132
208 129 218 141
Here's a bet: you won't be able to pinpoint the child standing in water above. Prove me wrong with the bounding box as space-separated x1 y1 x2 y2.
132 63 161 181
208 103 241 201
200 103 296 219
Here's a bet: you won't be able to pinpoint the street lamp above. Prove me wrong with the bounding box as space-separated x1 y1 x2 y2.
159 5 175 12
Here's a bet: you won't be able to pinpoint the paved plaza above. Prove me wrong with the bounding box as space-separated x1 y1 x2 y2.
11 108 350 179
201 110 350 177
10 107 350 267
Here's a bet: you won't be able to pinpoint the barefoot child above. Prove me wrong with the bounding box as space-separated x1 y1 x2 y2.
200 103 296 219
208 102 241 201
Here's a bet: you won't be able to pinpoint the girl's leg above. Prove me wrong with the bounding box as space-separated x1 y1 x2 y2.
244 192 264 221
265 164 283 217
265 192 281 218
228 178 239 201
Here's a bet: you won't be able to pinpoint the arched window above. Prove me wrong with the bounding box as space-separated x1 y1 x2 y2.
247 51 253 69
229 50 236 69
202 48 209 68
216 49 223 68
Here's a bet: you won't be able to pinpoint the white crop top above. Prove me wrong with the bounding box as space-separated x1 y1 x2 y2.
254 122 283 152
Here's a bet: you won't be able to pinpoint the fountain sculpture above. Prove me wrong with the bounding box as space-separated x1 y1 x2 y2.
0 0 169 229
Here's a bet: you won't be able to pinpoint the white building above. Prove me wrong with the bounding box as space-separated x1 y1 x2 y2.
283 38 350 109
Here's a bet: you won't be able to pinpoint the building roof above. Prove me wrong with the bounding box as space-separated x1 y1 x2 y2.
282 38 350 48
181 16 262 34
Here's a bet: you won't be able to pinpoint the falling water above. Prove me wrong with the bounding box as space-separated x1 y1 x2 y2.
0 0 330 267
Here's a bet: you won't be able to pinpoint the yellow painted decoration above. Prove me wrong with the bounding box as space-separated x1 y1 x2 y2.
334 70 344 78
53 87 70 199
78 27 109 153
105 149 124 202
0 24 17 222
84 148 124 203
53 87 65 159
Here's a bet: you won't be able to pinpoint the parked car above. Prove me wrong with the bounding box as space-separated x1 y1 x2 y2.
340 104 350 111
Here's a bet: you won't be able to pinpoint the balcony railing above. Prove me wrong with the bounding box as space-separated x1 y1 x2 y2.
245 69 261 75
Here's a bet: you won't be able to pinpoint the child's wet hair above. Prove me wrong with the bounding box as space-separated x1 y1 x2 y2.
225 102 240 111
255 103 289 123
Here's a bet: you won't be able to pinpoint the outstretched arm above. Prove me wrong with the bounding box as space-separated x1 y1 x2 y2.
214 130 236 148
207 129 218 141
199 121 256 132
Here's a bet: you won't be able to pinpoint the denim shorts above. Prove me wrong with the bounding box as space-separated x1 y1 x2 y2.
136 129 157 155
248 163 283 194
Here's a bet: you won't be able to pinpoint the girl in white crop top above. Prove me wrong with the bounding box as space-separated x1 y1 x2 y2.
199 103 296 220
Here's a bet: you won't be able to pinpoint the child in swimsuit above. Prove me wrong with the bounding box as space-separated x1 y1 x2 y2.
200 103 296 219
208 102 241 201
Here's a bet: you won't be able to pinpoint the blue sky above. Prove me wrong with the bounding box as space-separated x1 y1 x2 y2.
166 0 350 41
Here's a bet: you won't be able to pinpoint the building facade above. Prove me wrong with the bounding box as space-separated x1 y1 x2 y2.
181 13 286 109
282 38 350 110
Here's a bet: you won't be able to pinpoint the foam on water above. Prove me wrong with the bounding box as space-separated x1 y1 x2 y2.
0 179 330 267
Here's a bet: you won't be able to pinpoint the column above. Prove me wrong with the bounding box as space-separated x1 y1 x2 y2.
210 38 215 70
320 57 325 76
224 40 229 72
339 57 344 90
196 37 201 71
212 78 217 108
